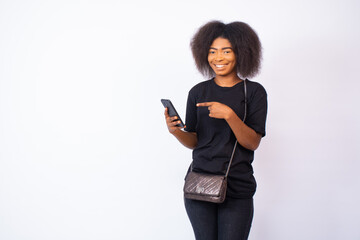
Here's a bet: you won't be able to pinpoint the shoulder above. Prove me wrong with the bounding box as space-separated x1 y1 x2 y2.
245 79 267 99
246 79 266 92
188 79 212 95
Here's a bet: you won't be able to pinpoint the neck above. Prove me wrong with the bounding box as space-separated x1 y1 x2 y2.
214 74 242 87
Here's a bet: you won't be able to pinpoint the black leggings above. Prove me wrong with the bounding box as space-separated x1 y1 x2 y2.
184 197 253 240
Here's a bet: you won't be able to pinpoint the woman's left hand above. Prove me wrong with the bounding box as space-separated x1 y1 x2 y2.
196 102 234 120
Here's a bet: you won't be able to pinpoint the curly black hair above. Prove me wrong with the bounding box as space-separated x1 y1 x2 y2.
190 20 262 78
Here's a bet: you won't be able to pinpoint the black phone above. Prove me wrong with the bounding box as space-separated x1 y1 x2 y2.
161 99 185 128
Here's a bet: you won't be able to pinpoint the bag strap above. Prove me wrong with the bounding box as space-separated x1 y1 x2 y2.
224 79 247 178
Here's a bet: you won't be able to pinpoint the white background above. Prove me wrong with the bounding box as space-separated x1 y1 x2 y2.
1 0 359 239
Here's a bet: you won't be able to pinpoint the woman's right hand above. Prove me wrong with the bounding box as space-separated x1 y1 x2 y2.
164 108 197 149
164 108 185 134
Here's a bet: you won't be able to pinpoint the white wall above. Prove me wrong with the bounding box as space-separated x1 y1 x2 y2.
1 0 359 239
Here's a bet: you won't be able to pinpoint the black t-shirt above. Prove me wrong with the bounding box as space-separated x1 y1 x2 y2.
184 78 267 199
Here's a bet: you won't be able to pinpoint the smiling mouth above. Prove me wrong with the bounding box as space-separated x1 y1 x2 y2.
215 64 226 68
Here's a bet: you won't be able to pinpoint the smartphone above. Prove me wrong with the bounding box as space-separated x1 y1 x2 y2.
161 99 185 128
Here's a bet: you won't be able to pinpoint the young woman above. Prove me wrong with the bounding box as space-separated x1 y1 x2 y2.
164 20 267 240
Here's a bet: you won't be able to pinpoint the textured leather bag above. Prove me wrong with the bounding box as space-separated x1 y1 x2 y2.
183 80 248 203
183 140 237 203
183 171 228 203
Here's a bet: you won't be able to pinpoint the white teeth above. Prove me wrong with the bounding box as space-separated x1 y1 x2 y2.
215 65 225 67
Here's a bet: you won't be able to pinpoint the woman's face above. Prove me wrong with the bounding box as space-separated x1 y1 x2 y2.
208 37 237 77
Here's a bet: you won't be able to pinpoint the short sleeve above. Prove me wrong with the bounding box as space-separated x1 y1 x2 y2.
184 88 197 132
246 84 268 137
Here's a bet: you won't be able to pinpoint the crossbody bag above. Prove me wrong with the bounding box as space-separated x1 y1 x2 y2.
183 79 247 203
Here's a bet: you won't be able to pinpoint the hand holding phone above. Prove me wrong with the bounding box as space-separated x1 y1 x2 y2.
161 99 185 129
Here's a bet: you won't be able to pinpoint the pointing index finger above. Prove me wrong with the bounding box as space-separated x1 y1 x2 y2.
196 102 214 107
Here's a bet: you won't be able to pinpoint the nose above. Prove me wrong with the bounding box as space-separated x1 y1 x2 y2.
215 52 224 61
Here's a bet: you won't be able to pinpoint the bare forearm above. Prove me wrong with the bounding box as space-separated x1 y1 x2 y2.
196 101 261 151
172 130 198 149
226 112 261 151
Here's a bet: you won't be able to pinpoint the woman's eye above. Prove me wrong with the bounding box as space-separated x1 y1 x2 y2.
209 51 215 54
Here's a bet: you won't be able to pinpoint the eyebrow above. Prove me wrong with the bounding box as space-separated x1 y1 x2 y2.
210 47 233 50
